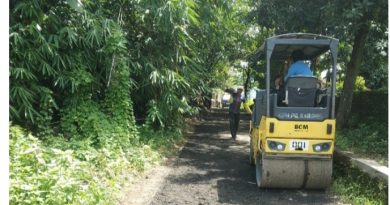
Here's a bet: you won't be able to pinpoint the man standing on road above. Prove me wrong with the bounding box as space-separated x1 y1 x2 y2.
228 88 243 140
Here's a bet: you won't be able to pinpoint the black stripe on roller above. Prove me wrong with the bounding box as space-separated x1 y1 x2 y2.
301 160 309 188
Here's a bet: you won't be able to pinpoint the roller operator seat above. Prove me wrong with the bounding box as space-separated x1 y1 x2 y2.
284 76 318 107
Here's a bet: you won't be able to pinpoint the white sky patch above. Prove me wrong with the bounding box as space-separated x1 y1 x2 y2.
247 25 260 37
320 64 342 79
240 61 248 68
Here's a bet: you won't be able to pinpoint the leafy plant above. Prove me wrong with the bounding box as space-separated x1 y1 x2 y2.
10 122 184 204
10 126 113 205
336 122 388 164
332 160 388 205
336 76 369 92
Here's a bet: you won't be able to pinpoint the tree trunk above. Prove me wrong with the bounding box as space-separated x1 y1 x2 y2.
336 22 370 128
243 68 251 98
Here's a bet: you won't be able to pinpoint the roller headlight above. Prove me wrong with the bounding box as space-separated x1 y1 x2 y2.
268 140 286 151
322 143 330 150
313 142 331 152
269 141 277 149
277 144 284 150
314 145 322 152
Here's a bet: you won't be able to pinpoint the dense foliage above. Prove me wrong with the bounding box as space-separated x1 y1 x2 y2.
10 124 185 205
10 0 256 204
336 91 388 164
247 0 388 127
10 0 137 144
10 0 255 130
9 0 388 204
337 122 388 164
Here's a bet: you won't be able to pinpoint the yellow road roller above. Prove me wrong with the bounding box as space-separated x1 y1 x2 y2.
248 33 339 189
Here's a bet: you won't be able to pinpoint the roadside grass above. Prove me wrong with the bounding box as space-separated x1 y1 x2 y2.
138 124 189 158
10 124 189 205
331 159 388 205
336 120 388 165
332 113 388 204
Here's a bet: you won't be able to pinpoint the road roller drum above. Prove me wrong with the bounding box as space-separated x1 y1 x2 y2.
255 155 332 189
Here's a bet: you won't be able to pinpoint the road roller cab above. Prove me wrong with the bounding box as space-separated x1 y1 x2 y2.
249 33 339 189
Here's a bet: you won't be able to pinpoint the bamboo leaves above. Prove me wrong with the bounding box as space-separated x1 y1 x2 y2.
11 68 37 81
59 27 78 48
66 0 84 12
10 0 252 131
9 1 258 202
10 0 130 126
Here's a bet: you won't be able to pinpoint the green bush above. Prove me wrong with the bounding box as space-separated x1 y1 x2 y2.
336 76 369 94
10 126 112 205
351 91 388 123
60 100 111 147
10 124 184 204
335 91 388 162
336 122 388 163
332 160 388 205
139 125 186 155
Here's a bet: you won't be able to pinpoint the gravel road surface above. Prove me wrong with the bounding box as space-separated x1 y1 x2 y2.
126 109 343 205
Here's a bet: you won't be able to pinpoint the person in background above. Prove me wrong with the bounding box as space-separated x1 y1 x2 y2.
272 74 285 106
273 74 283 91
228 88 243 140
284 50 313 81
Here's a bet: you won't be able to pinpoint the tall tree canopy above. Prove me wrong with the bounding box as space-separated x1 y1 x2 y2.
248 0 388 127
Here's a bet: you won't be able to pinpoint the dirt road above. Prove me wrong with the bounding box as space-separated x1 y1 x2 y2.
124 109 343 205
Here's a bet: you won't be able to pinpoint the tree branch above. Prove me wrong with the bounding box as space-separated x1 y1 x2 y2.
107 53 116 87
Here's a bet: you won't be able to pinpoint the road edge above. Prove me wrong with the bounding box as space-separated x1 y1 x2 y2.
117 119 198 205
334 148 388 182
